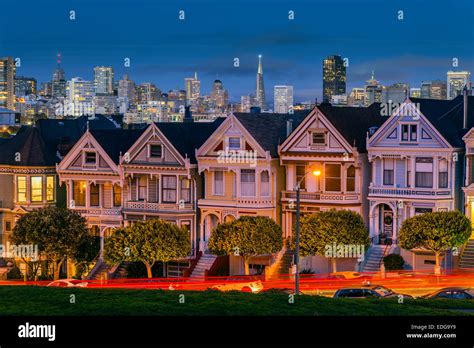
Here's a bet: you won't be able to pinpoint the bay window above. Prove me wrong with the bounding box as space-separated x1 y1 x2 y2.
90 183 100 206
46 176 55 201
17 176 27 202
113 184 122 207
73 181 86 206
31 176 43 202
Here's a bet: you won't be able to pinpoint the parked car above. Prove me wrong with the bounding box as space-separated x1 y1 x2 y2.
421 287 474 299
47 279 88 288
211 279 264 293
333 285 412 299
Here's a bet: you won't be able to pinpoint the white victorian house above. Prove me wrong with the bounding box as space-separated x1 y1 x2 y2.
367 96 470 270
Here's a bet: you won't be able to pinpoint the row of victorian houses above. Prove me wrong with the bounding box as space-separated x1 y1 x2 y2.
1 94 474 278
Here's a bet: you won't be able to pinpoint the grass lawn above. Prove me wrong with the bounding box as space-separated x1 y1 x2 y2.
0 286 473 316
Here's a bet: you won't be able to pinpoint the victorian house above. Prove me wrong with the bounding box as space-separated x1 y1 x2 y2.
57 119 224 277
367 96 472 270
278 103 384 273
195 112 309 274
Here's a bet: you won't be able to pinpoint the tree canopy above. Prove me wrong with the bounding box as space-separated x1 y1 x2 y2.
11 206 91 280
104 219 191 278
294 209 369 272
208 215 282 275
399 211 471 274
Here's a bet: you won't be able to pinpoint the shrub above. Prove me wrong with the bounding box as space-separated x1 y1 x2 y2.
383 254 405 270
7 266 23 280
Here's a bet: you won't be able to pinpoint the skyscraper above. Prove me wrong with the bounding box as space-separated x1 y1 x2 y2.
382 83 409 104
52 53 67 98
210 79 228 110
323 55 346 103
274 85 293 113
364 71 382 106
136 83 160 104
118 74 136 101
430 80 447 100
66 77 95 116
185 72 200 102
0 57 16 110
420 81 431 99
447 71 471 100
14 77 37 96
94 66 114 94
255 55 266 110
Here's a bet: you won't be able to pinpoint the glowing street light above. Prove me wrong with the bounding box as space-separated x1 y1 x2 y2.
294 166 321 295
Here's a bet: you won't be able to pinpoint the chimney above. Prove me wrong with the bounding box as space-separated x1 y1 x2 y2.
286 119 293 137
463 87 468 129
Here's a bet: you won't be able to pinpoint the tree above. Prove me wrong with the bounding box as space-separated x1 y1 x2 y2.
11 206 91 280
208 216 283 275
294 209 369 273
104 219 191 278
73 235 100 279
399 211 471 275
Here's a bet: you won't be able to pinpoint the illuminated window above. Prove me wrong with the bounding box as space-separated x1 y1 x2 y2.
46 176 55 201
17 176 27 202
113 184 121 207
90 184 100 206
31 176 43 202
73 181 86 206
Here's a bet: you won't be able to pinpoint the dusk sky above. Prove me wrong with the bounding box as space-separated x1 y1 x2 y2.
1 0 473 103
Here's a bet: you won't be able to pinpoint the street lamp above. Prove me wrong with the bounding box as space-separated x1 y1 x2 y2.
294 167 321 294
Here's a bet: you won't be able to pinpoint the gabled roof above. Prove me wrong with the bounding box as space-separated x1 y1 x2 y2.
409 95 474 148
0 126 58 166
155 118 226 163
89 129 146 163
316 103 385 153
233 111 310 157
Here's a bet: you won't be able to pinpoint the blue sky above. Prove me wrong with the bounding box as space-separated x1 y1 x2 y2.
1 0 473 102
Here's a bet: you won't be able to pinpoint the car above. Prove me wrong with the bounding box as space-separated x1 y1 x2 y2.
47 279 88 288
210 279 264 293
421 287 474 299
333 285 413 299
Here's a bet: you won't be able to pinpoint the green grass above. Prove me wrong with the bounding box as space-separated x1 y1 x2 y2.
0 286 472 316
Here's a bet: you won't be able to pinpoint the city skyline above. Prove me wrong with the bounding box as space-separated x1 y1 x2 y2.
1 0 473 103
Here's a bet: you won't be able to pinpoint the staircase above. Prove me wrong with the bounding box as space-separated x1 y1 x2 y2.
267 248 294 280
87 259 114 280
361 245 388 273
112 262 132 279
189 254 217 278
460 239 474 268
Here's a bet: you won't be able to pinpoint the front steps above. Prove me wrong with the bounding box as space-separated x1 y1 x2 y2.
460 239 474 268
189 254 217 278
362 245 388 272
267 248 294 280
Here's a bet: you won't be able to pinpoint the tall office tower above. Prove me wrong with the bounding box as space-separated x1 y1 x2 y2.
52 53 67 98
118 74 136 101
136 83 160 104
274 85 294 113
420 81 431 99
210 79 228 110
430 80 447 100
364 71 382 106
66 77 95 116
185 72 200 102
14 77 37 96
322 55 346 103
0 57 16 110
94 66 114 94
255 55 266 110
447 71 471 99
241 95 254 113
382 83 409 104
410 88 421 98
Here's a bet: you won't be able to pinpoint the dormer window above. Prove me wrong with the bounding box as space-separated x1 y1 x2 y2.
150 144 162 158
312 132 326 146
401 124 417 142
85 152 96 164
228 137 241 150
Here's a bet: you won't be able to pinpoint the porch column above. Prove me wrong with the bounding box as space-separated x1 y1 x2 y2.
433 157 439 189
85 181 90 208
410 156 416 187
99 226 106 260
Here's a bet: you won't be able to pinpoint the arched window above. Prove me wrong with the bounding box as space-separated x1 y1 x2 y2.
346 166 356 192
